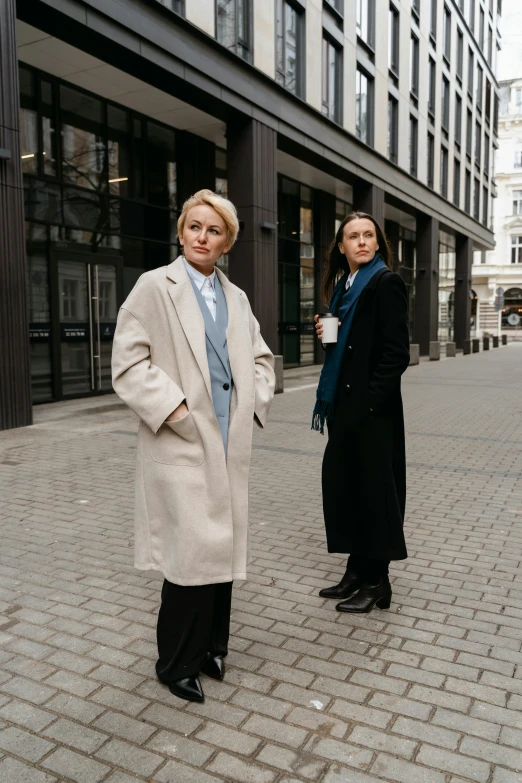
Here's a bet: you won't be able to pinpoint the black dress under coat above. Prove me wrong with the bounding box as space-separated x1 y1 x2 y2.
321 268 410 562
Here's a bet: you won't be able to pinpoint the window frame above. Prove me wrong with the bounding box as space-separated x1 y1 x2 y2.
511 236 522 264
215 0 253 62
409 114 418 177
389 3 400 78
322 35 343 125
355 65 375 147
410 34 420 100
388 94 399 164
356 0 376 49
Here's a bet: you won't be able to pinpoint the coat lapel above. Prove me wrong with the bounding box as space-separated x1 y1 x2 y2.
216 267 248 398
188 274 230 377
166 256 212 399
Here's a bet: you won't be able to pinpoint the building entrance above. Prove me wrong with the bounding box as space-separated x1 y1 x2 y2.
52 252 122 398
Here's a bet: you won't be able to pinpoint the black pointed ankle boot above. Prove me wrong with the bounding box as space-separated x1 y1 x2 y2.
319 571 363 600
335 577 392 614
201 654 225 681
168 675 204 702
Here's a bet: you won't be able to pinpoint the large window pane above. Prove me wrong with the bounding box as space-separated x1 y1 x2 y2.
356 0 375 47
41 81 57 177
216 0 251 60
356 68 373 145
60 86 105 191
108 105 130 198
147 122 176 209
26 224 53 402
19 66 38 174
322 37 342 123
275 0 301 96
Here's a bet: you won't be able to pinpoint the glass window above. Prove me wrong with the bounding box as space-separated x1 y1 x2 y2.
466 109 473 158
473 177 480 220
512 236 522 263
483 185 488 225
442 76 450 131
513 190 522 215
443 5 451 60
438 230 456 341
356 68 373 146
453 158 461 206
440 146 448 198
468 48 474 96
485 79 492 122
430 0 437 39
455 93 462 148
456 29 464 81
388 95 398 164
412 0 420 20
428 132 435 189
409 115 418 177
147 122 176 209
26 224 53 402
275 0 303 96
215 148 228 198
469 0 475 32
216 0 251 61
389 4 400 75
108 105 130 198
133 118 145 200
488 24 493 64
19 66 38 175
60 85 105 191
484 132 490 174
428 57 436 117
322 37 342 124
479 7 485 48
475 122 481 167
41 81 57 177
356 0 375 48
410 35 420 98
155 0 183 12
515 149 522 169
465 169 471 212
476 66 483 111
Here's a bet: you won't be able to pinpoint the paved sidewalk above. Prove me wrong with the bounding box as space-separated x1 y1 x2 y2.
0 345 522 783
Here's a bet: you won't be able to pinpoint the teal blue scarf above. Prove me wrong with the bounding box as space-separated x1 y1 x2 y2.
311 254 387 434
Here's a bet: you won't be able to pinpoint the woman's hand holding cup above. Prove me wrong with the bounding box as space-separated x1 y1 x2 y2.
314 313 341 345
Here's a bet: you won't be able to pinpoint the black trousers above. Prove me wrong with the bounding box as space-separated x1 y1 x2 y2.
156 580 233 683
346 555 389 584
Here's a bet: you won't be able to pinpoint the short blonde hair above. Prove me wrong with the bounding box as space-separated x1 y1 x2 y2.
177 189 240 250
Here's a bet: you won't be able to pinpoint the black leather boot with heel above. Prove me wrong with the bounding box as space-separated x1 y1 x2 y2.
319 571 363 600
336 576 392 614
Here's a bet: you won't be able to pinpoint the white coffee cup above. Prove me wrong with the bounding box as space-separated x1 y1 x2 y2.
318 313 339 345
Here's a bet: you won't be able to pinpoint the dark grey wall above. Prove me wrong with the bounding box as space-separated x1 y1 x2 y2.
454 235 473 349
414 216 440 355
0 0 32 430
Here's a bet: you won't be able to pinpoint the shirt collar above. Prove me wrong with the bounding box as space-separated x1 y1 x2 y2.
346 269 359 289
183 257 216 290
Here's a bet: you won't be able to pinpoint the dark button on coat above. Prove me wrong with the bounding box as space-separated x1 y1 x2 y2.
322 269 410 561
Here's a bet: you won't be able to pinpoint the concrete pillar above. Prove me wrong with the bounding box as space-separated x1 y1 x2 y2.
0 0 32 430
227 118 278 352
413 216 439 355
177 131 216 205
454 235 473 350
429 341 441 360
409 344 420 365
353 180 385 228
463 339 471 354
446 342 456 357
483 336 490 350
472 338 480 352
313 190 336 365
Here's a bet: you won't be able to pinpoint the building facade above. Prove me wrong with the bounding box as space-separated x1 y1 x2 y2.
472 77 522 339
0 0 501 429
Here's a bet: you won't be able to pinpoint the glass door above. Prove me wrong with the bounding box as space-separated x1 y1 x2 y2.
56 254 120 397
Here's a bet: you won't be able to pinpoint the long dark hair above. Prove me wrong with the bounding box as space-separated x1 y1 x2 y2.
321 211 393 305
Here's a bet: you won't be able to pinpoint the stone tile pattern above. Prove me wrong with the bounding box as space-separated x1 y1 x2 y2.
0 346 521 782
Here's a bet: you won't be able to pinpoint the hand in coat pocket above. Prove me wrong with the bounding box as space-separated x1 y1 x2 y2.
151 412 205 466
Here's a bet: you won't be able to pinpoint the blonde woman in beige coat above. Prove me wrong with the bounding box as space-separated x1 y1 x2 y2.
112 190 275 703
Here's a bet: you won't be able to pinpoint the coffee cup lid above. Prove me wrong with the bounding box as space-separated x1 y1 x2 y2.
318 312 336 318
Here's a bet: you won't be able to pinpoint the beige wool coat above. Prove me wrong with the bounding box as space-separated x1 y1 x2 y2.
112 256 275 586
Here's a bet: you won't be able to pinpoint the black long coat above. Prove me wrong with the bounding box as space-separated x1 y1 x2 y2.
322 268 410 561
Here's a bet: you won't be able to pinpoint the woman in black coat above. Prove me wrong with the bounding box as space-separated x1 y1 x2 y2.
313 211 410 614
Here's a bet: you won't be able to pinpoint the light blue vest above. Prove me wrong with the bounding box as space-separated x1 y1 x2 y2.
188 273 232 452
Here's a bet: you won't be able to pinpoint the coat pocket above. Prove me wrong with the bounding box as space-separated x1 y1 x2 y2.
150 412 205 466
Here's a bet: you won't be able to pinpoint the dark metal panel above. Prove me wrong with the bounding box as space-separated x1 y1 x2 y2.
413 216 440 355
177 132 216 206
454 235 473 350
313 190 336 365
227 118 278 353
353 181 385 228
0 0 32 430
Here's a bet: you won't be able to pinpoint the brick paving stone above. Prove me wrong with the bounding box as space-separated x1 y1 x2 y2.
0 725 55 762
42 746 111 783
1 347 522 782
0 756 57 782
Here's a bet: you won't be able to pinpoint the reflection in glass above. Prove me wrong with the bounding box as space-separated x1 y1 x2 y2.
26 227 53 402
58 260 91 395
108 105 130 197
41 81 57 176
60 86 105 191
147 122 176 208
24 180 62 224
93 265 117 391
438 230 456 342
19 67 38 174
276 0 299 94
